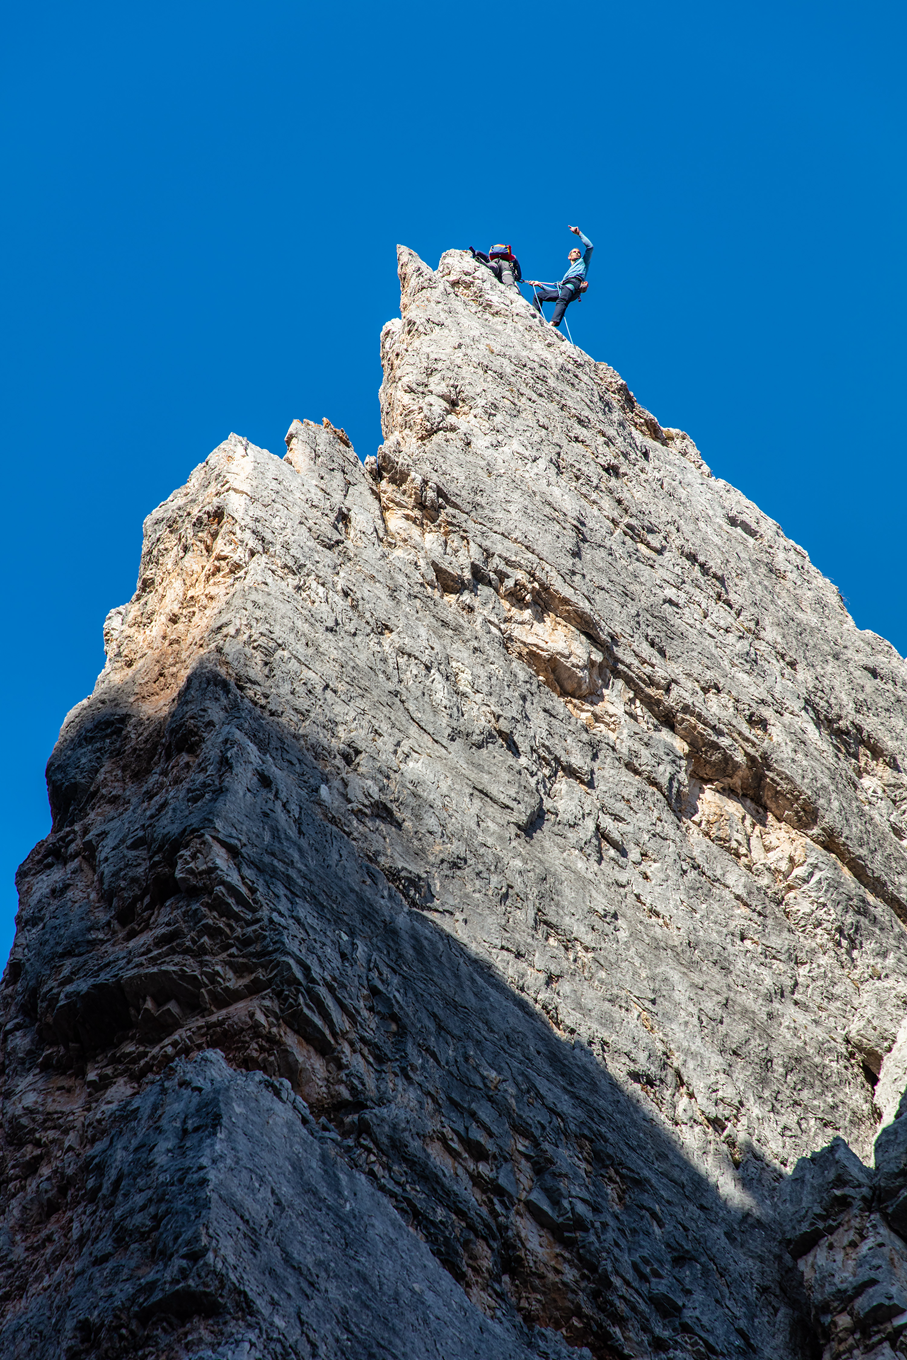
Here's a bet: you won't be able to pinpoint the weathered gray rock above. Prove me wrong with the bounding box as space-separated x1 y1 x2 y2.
779 1139 874 1261
3 247 907 1359
3 1049 577 1360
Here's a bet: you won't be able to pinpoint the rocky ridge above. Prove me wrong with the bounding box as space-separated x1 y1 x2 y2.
3 247 907 1359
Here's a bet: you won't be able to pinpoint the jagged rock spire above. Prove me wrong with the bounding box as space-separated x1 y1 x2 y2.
2 248 907 1359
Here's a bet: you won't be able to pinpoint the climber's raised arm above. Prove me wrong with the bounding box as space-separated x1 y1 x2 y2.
568 225 594 266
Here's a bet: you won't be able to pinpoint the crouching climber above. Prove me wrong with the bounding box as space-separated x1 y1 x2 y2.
527 225 593 328
470 244 522 291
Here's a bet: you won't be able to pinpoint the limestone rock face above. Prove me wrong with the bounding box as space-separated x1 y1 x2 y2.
3 248 907 1360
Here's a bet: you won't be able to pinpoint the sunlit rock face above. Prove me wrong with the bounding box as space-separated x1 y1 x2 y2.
3 248 907 1360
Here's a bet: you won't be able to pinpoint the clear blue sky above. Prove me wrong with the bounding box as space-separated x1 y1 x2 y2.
2 0 904 964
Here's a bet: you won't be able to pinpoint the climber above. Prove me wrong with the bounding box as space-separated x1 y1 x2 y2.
526 226 593 328
469 243 522 291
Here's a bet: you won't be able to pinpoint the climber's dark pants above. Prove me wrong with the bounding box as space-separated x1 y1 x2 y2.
530 283 577 327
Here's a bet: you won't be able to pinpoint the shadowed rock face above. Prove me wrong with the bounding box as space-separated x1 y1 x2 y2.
2 248 907 1359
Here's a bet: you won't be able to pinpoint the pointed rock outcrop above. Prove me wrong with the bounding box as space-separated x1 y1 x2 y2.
3 248 907 1359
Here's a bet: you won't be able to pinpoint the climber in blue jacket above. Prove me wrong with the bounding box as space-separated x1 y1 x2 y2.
527 226 594 328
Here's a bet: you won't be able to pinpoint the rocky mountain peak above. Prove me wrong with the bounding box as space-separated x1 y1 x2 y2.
3 247 907 1360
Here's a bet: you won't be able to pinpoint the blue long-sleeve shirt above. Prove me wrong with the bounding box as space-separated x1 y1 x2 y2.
538 231 593 289
561 230 593 285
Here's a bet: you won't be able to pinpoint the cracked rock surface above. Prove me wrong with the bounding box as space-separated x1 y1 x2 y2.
3 248 907 1359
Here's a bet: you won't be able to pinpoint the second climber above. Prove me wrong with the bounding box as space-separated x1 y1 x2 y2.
527 226 593 329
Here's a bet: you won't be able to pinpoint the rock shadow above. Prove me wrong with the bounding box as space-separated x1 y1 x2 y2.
1 663 820 1360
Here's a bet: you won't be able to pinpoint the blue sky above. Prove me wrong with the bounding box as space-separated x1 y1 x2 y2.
2 0 904 964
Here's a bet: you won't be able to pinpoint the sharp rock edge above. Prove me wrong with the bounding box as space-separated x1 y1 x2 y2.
3 247 907 1360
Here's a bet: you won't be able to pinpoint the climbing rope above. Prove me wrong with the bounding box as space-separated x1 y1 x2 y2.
529 284 576 347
